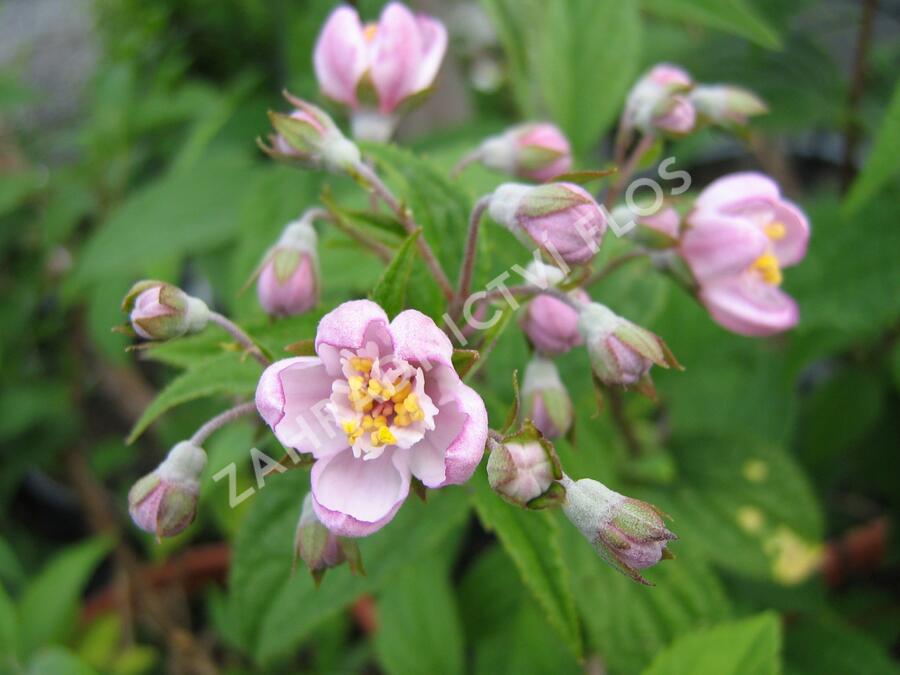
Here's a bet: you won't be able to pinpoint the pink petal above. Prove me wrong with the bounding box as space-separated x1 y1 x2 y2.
371 2 423 113
681 216 769 284
315 299 392 375
256 357 346 457
771 199 810 267
700 275 799 337
411 376 487 487
411 14 447 92
694 172 780 214
313 6 369 107
311 448 411 536
389 309 454 369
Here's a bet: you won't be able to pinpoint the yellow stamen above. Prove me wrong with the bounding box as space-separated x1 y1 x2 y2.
342 421 358 434
363 23 378 42
350 357 373 373
395 413 410 427
348 376 364 391
764 221 786 240
402 394 419 414
361 415 375 430
375 426 396 446
752 253 783 286
367 379 382 397
391 383 411 403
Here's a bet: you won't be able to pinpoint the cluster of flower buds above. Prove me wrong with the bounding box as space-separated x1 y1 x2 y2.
521 356 573 439
255 214 320 317
294 494 364 585
460 122 572 182
518 261 589 355
679 172 809 336
261 93 362 175
488 182 606 265
578 302 682 395
487 422 565 509
314 2 447 141
122 280 209 341
128 441 206 539
561 476 677 584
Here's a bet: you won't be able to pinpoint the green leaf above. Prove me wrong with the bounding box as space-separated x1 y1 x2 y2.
0 583 17 666
785 613 900 675
27 647 99 675
127 352 261 443
643 612 782 675
17 538 111 657
227 469 470 665
562 527 733 674
658 437 823 582
482 0 642 152
370 230 420 318
639 0 781 49
470 470 582 658
373 559 464 675
845 79 900 214
71 149 263 288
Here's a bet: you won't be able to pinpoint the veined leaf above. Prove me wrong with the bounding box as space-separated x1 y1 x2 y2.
639 0 781 49
370 230 420 318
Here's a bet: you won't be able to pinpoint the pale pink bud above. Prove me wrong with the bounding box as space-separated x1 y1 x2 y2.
521 356 573 439
128 441 206 539
519 261 590 355
487 424 564 509
623 63 695 136
261 94 361 173
256 217 319 317
489 182 606 265
477 123 572 182
577 302 681 390
562 476 676 584
294 494 363 586
690 84 767 127
122 280 209 341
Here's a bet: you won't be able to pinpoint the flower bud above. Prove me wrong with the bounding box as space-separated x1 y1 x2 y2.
610 204 681 247
519 261 590 355
521 356 573 439
128 441 206 539
577 302 681 392
256 217 319 317
294 493 363 586
487 423 564 509
623 63 695 136
477 123 572 182
122 280 209 341
561 476 676 584
261 93 361 174
489 182 606 265
689 84 767 128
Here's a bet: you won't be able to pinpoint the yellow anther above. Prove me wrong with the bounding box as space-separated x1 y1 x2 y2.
764 221 786 240
367 379 383 397
348 376 364 391
342 421 358 434
361 415 375 430
403 394 419 414
363 23 378 42
412 409 425 422
395 413 410 427
391 384 411 403
376 426 396 445
752 253 782 286
350 357 373 373
374 415 388 428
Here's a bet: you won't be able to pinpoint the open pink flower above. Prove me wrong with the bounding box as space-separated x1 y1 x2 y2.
256 300 488 537
681 172 810 336
314 2 447 139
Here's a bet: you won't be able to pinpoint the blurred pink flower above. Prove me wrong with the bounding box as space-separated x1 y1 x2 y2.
681 172 810 336
256 300 487 537
477 122 572 182
623 63 696 136
257 217 319 317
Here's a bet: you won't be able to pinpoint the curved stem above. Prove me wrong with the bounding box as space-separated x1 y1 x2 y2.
354 161 455 301
208 312 270 366
451 148 482 178
190 401 257 446
457 195 492 304
582 250 647 287
605 134 656 210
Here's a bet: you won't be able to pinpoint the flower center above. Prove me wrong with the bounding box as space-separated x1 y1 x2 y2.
764 221 786 240
363 23 378 43
330 343 436 460
752 253 782 286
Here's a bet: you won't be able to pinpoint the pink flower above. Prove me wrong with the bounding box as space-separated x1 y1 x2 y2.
122 280 209 341
313 2 447 138
623 63 695 136
521 356 573 439
681 172 810 336
489 182 607 265
256 300 488 537
477 123 572 182
256 217 319 317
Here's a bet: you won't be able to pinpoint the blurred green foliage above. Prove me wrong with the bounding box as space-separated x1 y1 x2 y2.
1 0 899 673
